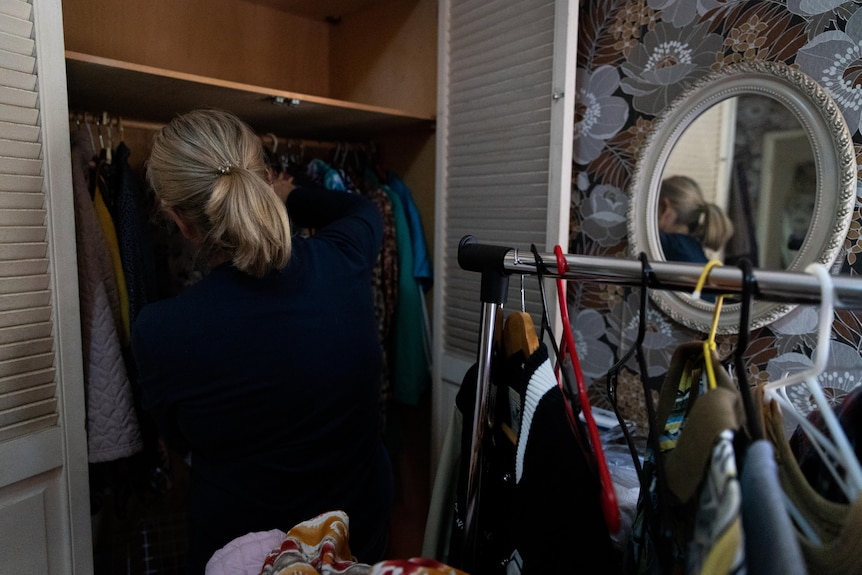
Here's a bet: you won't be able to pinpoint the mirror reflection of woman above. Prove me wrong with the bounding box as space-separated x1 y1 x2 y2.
658 175 734 264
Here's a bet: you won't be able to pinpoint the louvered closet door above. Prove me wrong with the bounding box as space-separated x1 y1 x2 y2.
432 0 577 461
0 0 92 572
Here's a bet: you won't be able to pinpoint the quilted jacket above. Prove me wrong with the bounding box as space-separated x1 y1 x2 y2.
71 130 142 463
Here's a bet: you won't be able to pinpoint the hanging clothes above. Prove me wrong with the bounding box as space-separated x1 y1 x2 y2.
307 157 349 192
382 185 431 406
386 172 432 290
107 141 159 326
363 185 400 422
355 166 432 407
739 439 807 575
386 172 433 399
449 344 618 574
70 129 142 463
760 384 862 573
103 140 173 495
626 341 748 574
92 174 130 344
789 385 862 504
302 157 416 411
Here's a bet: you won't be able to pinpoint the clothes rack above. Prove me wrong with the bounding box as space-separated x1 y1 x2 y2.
458 236 862 308
69 110 376 154
69 110 380 177
455 234 862 560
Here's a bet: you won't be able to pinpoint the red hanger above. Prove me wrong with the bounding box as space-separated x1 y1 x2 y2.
553 245 621 535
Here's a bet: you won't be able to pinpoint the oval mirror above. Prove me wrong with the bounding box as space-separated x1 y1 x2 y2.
628 60 856 334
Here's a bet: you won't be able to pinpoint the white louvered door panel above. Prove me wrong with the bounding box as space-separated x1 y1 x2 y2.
443 0 556 359
0 0 54 448
0 0 92 573
431 0 577 462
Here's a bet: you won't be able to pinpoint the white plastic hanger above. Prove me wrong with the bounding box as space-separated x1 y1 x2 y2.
764 262 862 502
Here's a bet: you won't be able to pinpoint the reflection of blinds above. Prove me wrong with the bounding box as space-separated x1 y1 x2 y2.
664 99 735 208
0 1 59 443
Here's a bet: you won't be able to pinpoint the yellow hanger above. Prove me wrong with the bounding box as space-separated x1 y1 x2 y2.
693 260 724 390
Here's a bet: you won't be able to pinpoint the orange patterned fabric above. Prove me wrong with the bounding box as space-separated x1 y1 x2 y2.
259 511 469 575
259 511 364 575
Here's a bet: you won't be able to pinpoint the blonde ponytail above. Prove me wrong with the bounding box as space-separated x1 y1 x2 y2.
659 175 734 251
698 202 734 251
207 165 291 276
146 109 291 277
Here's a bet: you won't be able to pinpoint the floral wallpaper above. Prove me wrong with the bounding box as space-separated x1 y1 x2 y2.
571 0 862 432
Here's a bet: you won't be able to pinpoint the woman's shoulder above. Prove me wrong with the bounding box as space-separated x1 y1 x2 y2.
660 232 708 264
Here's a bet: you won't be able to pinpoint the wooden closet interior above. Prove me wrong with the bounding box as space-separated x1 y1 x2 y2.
62 0 437 230
61 0 438 564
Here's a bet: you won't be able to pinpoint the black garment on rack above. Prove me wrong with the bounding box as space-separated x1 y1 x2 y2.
107 142 159 325
449 344 618 574
104 142 174 500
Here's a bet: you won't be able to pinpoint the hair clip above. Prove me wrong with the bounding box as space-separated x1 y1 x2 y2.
217 161 235 175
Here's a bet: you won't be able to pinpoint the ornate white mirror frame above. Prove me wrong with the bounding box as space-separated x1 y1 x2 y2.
628 60 856 334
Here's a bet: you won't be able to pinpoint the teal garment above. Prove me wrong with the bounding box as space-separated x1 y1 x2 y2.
306 158 347 191
387 172 432 289
384 186 430 406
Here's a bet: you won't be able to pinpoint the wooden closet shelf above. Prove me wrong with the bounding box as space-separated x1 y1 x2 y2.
246 0 382 20
64 51 436 141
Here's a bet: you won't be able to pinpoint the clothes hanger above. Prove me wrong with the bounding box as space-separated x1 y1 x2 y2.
605 252 653 478
764 264 834 391
763 263 862 501
95 113 110 165
692 258 765 443
503 274 540 359
103 112 114 163
553 245 621 535
530 245 577 415
497 276 541 446
735 258 763 441
693 259 724 390
529 244 557 358
266 132 279 155
84 114 96 155
529 243 594 480
636 259 734 573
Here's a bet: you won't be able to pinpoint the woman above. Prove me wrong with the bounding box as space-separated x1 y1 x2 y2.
657 175 734 264
131 109 393 573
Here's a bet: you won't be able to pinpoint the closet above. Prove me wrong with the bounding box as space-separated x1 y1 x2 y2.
0 0 440 571
64 0 439 568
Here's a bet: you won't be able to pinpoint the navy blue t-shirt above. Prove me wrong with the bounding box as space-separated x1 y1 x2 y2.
132 186 393 573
